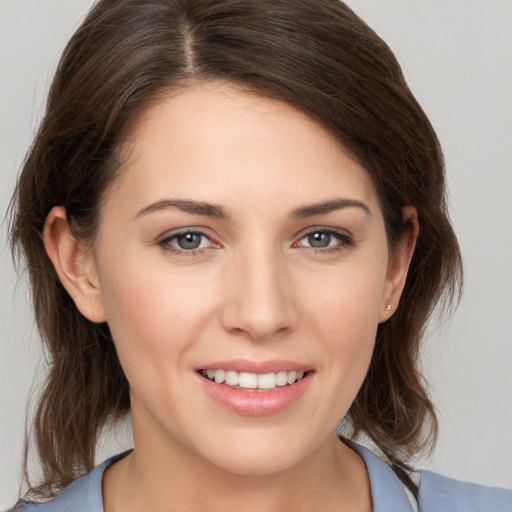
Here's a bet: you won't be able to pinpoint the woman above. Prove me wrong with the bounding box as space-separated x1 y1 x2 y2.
7 0 511 510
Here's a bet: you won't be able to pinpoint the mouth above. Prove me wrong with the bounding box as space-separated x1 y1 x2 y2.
199 369 308 392
196 360 313 415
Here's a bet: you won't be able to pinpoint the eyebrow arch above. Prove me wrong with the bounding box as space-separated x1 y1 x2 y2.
290 198 371 219
134 199 230 220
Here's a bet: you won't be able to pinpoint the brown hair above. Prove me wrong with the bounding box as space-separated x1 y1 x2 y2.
10 0 462 500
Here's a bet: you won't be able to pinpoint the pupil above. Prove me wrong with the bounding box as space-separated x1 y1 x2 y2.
308 232 330 248
177 233 201 250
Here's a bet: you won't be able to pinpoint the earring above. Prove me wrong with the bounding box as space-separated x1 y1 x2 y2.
386 304 392 311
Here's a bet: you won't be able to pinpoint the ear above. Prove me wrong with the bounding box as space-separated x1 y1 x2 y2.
43 206 107 323
378 206 419 323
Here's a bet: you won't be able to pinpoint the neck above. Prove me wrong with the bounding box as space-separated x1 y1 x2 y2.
102 400 372 512
103 433 371 512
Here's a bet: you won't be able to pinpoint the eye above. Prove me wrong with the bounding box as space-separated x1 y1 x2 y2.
294 229 352 251
159 230 215 253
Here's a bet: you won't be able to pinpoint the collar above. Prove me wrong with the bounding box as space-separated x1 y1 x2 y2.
351 443 415 512
29 444 414 512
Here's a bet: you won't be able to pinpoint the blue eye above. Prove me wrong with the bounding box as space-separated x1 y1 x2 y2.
297 229 352 250
174 232 204 250
160 231 212 253
306 231 334 248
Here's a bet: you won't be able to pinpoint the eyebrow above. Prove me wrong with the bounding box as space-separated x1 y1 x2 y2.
134 199 229 220
134 197 370 220
290 198 371 219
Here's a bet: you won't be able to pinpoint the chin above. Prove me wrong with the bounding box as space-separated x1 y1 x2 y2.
189 427 321 476
206 449 304 476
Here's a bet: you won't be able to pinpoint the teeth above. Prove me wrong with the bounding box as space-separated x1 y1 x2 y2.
225 371 239 386
257 373 276 390
239 372 258 389
214 370 225 384
287 371 297 385
202 369 307 390
276 371 288 386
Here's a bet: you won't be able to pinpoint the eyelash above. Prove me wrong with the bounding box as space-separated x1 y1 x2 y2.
159 230 216 255
293 228 354 253
158 228 354 256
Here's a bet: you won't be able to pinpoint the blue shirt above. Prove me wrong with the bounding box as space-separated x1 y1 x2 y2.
14 444 512 511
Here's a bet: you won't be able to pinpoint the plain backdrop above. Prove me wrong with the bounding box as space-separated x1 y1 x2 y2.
1 0 511 507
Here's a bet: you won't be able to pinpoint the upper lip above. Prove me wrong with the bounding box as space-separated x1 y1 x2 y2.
195 359 312 374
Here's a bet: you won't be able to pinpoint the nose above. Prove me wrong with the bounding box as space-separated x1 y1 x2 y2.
220 246 297 341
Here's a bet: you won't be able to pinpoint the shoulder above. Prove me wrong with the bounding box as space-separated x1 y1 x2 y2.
10 451 131 512
351 441 512 512
418 469 512 512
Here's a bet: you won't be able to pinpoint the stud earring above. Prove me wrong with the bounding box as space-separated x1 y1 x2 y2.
386 304 392 311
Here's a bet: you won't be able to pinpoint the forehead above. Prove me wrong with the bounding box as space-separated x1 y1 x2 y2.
110 83 379 216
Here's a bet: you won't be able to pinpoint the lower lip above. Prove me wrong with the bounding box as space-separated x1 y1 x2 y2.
197 372 312 416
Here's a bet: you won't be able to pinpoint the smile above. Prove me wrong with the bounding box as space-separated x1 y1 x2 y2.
200 369 306 391
197 363 313 415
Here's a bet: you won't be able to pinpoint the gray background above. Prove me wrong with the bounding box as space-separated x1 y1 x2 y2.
1 0 511 507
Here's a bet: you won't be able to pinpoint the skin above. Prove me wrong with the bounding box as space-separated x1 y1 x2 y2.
44 83 418 512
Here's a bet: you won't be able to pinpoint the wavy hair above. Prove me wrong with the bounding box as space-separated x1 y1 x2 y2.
10 0 462 500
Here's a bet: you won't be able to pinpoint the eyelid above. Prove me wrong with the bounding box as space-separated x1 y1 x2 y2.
156 225 354 255
158 228 221 254
292 226 354 250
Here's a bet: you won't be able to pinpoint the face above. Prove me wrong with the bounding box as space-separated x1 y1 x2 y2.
79 84 406 474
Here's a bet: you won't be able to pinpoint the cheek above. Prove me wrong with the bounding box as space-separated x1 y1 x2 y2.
96 265 210 435
300 255 387 385
97 261 198 362
303 256 387 331
95 251 226 386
